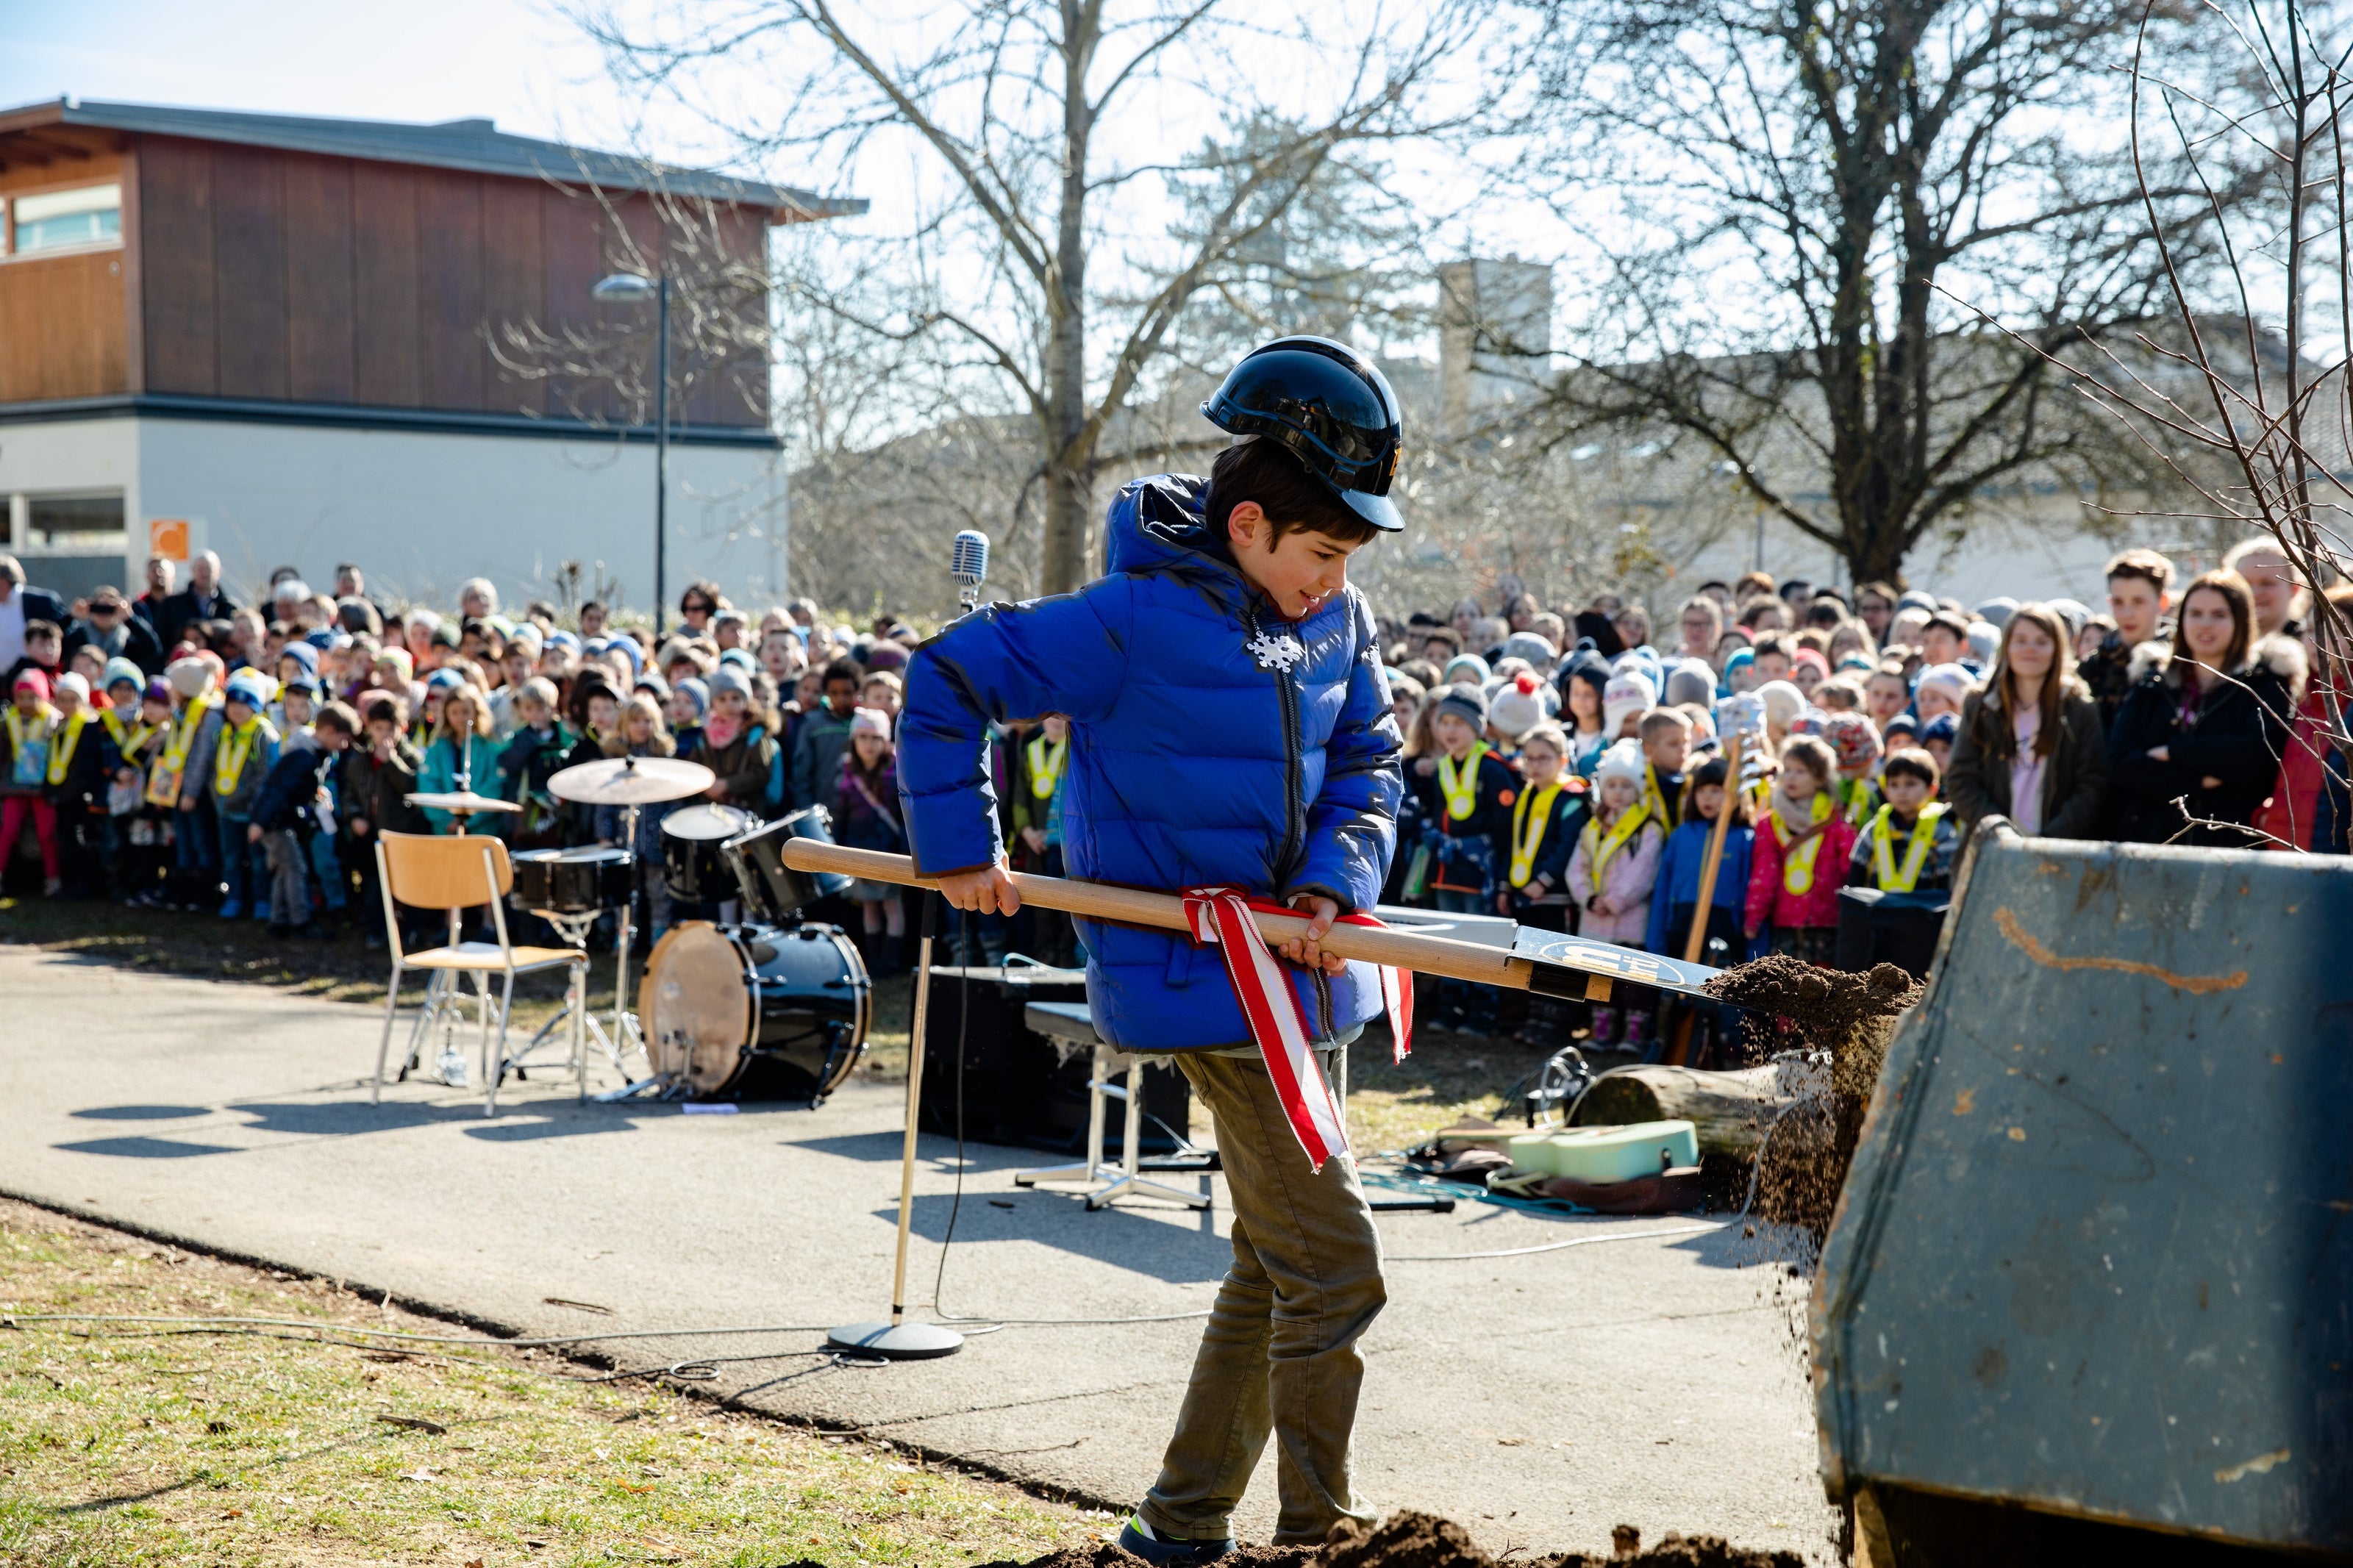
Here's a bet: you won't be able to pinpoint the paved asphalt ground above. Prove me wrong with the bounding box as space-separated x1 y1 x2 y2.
0 945 1832 1561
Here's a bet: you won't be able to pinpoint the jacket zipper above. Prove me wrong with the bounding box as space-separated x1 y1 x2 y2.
1249 597 1337 1040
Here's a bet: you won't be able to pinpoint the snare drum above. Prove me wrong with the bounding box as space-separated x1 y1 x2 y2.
509 845 634 914
726 806 852 923
641 921 870 1102
662 803 757 904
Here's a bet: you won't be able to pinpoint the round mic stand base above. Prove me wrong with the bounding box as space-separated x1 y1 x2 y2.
824 1320 964 1360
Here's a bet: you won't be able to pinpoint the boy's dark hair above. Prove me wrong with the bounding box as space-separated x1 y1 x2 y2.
314 701 361 737
362 695 401 727
1752 631 1793 663
1679 756 1752 827
1421 625 1463 655
24 619 59 642
821 657 863 690
1204 440 1379 548
1882 746 1940 788
577 598 605 617
2104 548 2174 594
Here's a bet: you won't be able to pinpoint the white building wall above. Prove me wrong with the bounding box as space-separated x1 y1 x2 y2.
0 414 790 615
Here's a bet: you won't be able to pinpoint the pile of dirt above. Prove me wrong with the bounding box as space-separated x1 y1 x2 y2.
977 1511 1802 1567
1703 956 1921 1234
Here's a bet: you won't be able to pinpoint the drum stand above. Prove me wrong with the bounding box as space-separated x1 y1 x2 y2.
513 907 646 1093
593 803 683 1104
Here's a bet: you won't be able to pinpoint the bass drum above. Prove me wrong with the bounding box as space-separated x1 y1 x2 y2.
641 921 870 1103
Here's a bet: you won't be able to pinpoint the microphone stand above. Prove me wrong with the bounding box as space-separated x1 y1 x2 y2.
827 891 963 1358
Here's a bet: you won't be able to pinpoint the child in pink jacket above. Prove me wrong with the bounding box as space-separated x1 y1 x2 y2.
1745 733 1857 967
1568 739 1665 1049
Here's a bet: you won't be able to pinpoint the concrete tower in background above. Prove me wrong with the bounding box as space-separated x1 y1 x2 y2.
1438 257 1554 436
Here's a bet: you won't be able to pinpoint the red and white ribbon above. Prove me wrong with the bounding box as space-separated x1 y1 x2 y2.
1181 887 1414 1172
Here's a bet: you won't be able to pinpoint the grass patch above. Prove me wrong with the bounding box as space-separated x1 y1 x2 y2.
0 1199 1093 1567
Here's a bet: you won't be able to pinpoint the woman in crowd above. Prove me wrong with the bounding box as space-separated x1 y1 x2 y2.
1945 601 2107 840
415 683 501 834
2107 570 2301 848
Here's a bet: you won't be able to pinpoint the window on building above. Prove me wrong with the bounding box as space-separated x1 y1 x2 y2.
9 183 122 255
22 493 127 551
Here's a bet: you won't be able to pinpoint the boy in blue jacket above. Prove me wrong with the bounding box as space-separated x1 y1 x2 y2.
901 338 1405 1561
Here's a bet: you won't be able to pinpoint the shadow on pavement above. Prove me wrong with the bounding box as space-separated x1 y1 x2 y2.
881 1190 1230 1284
67 1105 213 1121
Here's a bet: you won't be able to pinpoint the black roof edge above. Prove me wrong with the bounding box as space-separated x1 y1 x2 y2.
0 96 865 221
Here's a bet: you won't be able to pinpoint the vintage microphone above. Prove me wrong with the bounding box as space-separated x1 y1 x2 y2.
826 530 991 1362
950 529 990 614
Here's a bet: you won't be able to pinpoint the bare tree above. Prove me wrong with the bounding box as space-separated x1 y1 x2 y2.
575 0 1503 594
2050 0 2353 818
1524 0 2240 587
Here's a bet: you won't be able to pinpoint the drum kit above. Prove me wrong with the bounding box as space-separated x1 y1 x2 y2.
479 756 874 1106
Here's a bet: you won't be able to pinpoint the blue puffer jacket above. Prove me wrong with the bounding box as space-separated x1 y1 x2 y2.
899 474 1403 1052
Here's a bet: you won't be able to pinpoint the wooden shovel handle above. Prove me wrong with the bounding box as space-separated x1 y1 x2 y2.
778 839 1538 991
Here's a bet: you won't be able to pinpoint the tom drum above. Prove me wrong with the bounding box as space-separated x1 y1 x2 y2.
662 803 757 905
726 806 852 924
509 845 633 915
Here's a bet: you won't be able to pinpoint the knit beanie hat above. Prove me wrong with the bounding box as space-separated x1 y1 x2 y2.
717 647 755 673
1443 653 1491 687
1501 631 1557 673
674 677 710 720
1823 711 1882 777
1965 621 2000 665
143 678 173 707
103 657 144 696
279 641 319 680
1434 681 1489 733
54 672 88 703
224 673 270 709
1557 645 1612 719
1882 712 1920 745
1755 679 1804 729
1488 673 1547 740
1792 647 1830 681
850 706 894 742
706 665 754 703
375 647 415 681
1664 663 1715 708
13 668 50 701
165 657 214 698
545 630 582 654
1722 647 1754 684
1596 737 1647 785
1921 712 1960 745
1602 670 1657 739
1915 663 1972 706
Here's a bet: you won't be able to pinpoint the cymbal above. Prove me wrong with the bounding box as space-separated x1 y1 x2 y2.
404 791 523 813
549 755 717 806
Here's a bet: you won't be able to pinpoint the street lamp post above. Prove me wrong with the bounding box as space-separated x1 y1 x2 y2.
592 272 671 640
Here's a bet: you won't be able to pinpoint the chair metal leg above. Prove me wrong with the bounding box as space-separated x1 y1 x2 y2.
485 969 517 1117
573 960 588 1102
474 973 493 1113
373 962 405 1106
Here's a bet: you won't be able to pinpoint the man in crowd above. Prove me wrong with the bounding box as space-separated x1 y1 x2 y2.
132 556 176 637
0 556 67 679
2078 548 2173 729
65 585 166 676
158 551 237 651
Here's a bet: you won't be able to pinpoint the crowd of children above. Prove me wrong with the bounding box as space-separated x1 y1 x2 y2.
1383 539 2329 1056
0 533 2330 1057
0 557 961 978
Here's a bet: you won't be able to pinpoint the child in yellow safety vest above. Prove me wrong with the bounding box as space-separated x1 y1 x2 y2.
1567 740 1667 1050
1745 734 1857 967
1845 747 1959 895
1 668 64 894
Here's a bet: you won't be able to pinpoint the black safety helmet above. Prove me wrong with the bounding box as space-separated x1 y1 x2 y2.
1200 336 1405 531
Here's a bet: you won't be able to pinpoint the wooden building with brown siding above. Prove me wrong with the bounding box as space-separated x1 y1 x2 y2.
0 98 860 607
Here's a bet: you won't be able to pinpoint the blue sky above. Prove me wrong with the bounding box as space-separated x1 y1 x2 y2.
0 0 657 164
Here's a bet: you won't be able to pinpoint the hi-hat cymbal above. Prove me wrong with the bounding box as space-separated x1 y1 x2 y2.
404 790 522 813
549 756 717 806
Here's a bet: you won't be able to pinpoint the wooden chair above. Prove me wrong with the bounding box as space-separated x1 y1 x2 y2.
371 831 588 1116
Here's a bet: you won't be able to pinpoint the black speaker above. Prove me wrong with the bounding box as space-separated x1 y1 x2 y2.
918 965 1191 1154
1835 887 1949 979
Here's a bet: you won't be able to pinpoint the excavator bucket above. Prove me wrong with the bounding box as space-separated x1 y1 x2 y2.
1813 823 2353 1554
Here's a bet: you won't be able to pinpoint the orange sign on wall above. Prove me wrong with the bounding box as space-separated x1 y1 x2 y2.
149 519 190 562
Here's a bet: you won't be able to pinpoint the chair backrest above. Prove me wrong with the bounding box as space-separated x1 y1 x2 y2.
379 831 510 912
